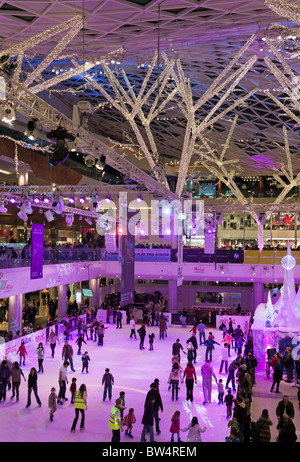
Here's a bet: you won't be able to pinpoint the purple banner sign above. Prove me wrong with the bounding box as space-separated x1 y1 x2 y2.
31 223 44 280
120 213 135 307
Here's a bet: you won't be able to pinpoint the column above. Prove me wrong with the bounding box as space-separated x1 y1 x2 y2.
8 294 23 334
89 278 100 307
253 281 265 313
168 279 178 313
57 284 67 319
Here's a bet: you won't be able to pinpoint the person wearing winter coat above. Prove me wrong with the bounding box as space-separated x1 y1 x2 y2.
141 397 155 442
201 359 218 405
282 347 294 383
137 325 146 350
145 382 163 436
270 360 283 393
233 396 247 442
186 334 198 363
168 362 182 401
182 416 207 442
0 360 11 402
277 415 297 443
159 316 167 340
256 409 273 442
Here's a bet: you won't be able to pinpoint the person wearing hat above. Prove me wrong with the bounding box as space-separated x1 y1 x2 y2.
145 380 163 435
108 398 123 442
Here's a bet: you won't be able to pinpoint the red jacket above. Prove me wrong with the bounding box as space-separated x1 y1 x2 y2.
183 366 197 380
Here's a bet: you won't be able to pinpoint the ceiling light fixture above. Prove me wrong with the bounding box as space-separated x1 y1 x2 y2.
47 126 74 167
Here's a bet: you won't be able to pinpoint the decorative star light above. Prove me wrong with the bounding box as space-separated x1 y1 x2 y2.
281 254 296 271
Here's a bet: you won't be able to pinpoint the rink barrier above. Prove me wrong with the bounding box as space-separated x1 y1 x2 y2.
0 323 65 363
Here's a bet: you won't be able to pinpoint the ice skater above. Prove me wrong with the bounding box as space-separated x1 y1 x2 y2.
26 368 42 408
48 387 63 421
137 325 146 350
17 341 27 366
36 342 45 373
71 384 87 432
81 351 90 373
76 334 87 355
124 408 136 438
149 333 155 350
170 410 181 442
102 368 114 401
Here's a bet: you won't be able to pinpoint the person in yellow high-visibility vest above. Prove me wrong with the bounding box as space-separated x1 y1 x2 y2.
71 384 87 432
109 398 123 442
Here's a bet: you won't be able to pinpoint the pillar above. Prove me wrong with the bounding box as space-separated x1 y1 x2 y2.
57 284 67 318
168 279 178 313
253 281 265 313
8 294 23 334
89 278 100 308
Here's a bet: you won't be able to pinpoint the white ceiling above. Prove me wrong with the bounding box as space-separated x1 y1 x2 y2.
1 0 300 184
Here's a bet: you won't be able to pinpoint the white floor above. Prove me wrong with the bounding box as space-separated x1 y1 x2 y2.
0 323 299 443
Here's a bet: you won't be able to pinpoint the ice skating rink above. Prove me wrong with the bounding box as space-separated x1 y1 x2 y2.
1 323 299 443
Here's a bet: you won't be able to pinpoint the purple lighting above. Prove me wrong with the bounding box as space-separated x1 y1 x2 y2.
44 197 50 204
68 197 75 204
9 197 16 204
79 197 85 204
165 229 171 235
34 198 40 204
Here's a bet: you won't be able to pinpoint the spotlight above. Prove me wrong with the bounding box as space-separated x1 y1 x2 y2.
33 197 40 204
25 119 37 140
44 210 55 222
89 197 100 212
0 202 7 213
96 155 106 171
1 101 16 123
220 266 224 274
105 195 111 203
47 126 74 167
9 197 16 204
68 197 75 204
251 266 256 276
51 196 64 214
20 200 32 214
17 210 28 221
137 194 143 203
95 160 104 171
85 155 95 167
65 214 74 227
79 197 85 204
43 197 50 204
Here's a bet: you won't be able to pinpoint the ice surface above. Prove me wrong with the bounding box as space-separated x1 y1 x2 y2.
0 323 299 443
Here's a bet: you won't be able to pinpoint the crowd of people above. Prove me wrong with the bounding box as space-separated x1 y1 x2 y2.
0 300 298 444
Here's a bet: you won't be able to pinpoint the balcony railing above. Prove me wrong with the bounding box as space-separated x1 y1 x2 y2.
0 246 298 269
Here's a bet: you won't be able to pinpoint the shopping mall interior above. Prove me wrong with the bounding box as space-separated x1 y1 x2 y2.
1 0 300 446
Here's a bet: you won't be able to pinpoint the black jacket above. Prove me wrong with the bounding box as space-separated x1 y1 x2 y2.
186 336 198 350
276 400 295 419
145 388 163 412
142 399 154 426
